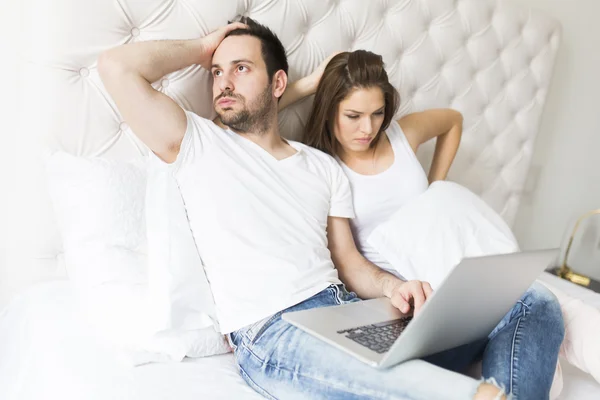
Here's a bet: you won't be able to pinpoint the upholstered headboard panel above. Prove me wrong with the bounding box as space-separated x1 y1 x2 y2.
7 0 560 307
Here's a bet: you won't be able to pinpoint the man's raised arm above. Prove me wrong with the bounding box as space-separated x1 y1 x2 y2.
98 22 245 163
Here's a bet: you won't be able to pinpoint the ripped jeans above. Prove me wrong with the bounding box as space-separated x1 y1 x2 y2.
228 282 564 400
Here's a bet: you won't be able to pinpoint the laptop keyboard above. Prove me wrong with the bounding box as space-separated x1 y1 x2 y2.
336 317 412 354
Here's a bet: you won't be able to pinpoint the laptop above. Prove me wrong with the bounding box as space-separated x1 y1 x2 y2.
282 249 558 369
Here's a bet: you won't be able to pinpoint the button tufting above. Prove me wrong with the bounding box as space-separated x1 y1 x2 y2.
435 58 444 71
520 23 527 36
408 86 417 99
31 0 560 234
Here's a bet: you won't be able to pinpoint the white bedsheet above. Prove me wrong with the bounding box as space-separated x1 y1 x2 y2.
1 276 599 400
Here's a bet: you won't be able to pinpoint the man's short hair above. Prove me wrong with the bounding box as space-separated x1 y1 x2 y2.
226 16 289 80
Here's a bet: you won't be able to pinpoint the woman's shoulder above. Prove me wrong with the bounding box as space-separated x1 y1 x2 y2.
384 119 409 145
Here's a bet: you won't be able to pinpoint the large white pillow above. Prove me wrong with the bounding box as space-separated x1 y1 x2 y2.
46 152 148 289
145 153 218 332
367 181 519 289
46 151 228 366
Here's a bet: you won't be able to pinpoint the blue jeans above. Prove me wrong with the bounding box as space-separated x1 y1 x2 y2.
228 282 564 400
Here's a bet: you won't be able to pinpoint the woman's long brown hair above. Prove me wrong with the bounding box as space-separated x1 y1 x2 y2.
303 50 400 156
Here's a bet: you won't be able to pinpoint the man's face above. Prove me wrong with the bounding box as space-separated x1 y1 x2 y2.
211 35 274 132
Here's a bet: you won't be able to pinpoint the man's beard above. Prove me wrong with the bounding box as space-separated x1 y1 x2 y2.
215 84 275 135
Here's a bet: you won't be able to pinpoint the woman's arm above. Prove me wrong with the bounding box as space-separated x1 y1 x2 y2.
327 216 433 315
278 51 341 110
399 109 463 184
277 75 319 110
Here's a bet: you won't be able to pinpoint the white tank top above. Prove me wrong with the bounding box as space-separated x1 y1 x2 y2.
338 120 429 274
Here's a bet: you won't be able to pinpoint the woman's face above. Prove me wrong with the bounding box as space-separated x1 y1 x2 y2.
332 86 386 155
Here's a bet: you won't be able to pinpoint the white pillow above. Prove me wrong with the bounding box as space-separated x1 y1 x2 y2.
367 181 519 289
46 152 148 288
46 151 228 366
145 153 218 332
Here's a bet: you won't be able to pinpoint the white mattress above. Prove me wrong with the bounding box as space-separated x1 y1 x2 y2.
1 275 599 400
0 281 261 400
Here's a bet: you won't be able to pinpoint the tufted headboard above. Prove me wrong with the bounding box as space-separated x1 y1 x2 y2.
8 0 561 308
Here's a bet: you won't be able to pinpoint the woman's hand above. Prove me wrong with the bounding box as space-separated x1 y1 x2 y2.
278 51 342 110
305 51 342 92
387 280 434 316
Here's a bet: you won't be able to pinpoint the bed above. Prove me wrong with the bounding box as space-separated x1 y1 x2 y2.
4 0 600 398
1 275 599 399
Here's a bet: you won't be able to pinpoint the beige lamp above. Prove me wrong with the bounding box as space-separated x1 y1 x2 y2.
548 209 600 293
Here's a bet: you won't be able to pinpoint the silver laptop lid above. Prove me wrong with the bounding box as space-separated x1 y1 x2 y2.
379 249 559 368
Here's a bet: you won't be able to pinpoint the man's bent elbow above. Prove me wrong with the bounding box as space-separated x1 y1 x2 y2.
98 49 126 82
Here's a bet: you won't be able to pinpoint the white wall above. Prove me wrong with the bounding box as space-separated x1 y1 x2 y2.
513 0 600 258
0 0 19 305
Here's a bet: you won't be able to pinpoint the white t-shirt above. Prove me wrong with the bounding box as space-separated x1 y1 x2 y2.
171 111 354 333
339 120 429 275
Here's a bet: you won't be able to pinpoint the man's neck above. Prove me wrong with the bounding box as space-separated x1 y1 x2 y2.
215 110 297 161
238 126 297 161
239 127 281 148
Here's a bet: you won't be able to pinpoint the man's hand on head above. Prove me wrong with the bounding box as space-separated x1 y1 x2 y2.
198 22 247 70
387 280 433 316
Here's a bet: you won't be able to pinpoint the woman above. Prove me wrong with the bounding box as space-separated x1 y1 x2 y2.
288 50 599 393
304 51 460 277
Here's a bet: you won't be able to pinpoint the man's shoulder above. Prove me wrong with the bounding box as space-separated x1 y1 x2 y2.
182 111 231 148
292 141 337 164
185 110 225 132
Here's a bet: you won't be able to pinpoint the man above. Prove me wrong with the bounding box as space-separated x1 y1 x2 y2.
99 17 563 400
